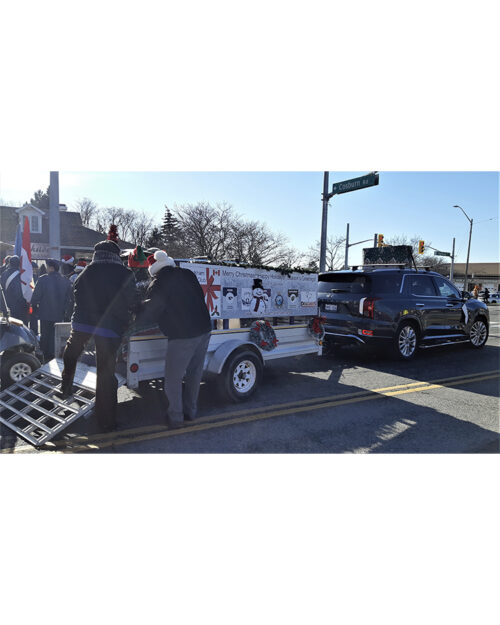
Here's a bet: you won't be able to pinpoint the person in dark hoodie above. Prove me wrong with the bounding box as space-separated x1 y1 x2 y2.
60 240 138 432
31 258 73 361
140 250 212 428
0 255 29 324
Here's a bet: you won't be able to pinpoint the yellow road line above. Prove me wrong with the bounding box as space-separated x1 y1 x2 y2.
19 370 498 454
5 369 495 454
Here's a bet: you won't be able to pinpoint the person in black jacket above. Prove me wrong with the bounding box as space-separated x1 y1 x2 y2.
140 250 212 427
0 255 29 324
60 240 139 432
31 258 73 361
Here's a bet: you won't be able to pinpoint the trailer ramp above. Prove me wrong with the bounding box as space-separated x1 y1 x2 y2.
0 359 125 447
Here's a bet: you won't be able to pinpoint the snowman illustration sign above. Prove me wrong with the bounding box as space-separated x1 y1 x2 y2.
250 278 269 315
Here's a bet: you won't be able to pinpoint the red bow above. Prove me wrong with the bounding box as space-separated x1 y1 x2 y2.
201 267 221 313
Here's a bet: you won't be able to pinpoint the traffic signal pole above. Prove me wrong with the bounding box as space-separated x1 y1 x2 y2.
344 223 350 269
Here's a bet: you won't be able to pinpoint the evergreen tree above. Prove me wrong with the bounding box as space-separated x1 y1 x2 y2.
161 205 178 246
145 226 163 249
29 187 50 210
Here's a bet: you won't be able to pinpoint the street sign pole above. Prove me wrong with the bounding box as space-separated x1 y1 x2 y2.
319 171 329 273
450 237 455 282
344 223 350 270
320 172 379 273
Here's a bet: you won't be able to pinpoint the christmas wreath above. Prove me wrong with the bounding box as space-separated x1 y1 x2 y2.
307 315 326 343
249 320 278 351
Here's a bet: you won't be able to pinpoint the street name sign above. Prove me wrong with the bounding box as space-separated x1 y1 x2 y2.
331 172 379 196
434 250 451 257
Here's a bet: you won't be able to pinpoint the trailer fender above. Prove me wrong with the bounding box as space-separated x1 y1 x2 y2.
206 340 263 376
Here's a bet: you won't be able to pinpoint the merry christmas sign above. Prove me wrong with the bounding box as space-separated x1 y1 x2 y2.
180 262 318 319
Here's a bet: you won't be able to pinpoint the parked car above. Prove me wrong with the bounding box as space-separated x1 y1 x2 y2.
319 268 489 360
480 291 500 304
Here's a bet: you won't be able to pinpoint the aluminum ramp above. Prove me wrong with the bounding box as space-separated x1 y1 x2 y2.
0 359 125 447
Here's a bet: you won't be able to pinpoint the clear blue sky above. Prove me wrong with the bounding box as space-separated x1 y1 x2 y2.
1 171 498 265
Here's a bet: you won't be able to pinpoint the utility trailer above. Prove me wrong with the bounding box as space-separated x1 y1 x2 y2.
126 322 322 401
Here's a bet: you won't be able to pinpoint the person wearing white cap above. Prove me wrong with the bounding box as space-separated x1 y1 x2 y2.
141 250 212 428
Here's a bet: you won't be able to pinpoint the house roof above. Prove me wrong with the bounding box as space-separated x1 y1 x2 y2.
15 203 45 216
0 206 134 252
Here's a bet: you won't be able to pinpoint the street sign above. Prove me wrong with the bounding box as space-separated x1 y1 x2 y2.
434 250 451 257
331 172 379 196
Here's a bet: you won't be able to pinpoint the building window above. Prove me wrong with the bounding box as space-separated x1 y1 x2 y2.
30 215 41 233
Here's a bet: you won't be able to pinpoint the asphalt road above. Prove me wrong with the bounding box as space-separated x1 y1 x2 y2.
2 307 500 454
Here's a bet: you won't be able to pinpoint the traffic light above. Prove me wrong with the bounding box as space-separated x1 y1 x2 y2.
418 240 425 254
377 234 384 247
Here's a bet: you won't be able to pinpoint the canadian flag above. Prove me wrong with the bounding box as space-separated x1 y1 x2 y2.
14 217 34 303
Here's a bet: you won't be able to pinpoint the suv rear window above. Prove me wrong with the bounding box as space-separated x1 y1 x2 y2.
370 274 403 294
318 274 371 294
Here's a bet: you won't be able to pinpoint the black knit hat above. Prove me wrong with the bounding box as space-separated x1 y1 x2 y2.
94 240 121 255
47 258 60 271
9 255 20 269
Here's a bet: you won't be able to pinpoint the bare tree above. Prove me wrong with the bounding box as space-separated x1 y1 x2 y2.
385 234 450 272
307 235 346 271
129 211 154 247
74 197 98 227
173 202 238 260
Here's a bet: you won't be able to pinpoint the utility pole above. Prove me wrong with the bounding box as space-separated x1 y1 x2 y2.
319 171 329 273
450 237 455 282
49 171 60 261
454 205 473 292
344 223 350 270
464 219 473 292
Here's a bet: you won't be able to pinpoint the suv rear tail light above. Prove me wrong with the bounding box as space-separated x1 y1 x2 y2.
360 297 378 319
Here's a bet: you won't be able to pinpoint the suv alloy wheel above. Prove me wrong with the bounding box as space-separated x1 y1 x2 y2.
394 323 418 360
469 319 488 348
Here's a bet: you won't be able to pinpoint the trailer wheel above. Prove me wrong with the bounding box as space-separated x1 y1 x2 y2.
1 352 41 388
217 349 263 402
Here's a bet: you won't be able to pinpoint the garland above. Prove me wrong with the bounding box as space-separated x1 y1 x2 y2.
181 259 317 276
249 320 279 351
307 315 326 343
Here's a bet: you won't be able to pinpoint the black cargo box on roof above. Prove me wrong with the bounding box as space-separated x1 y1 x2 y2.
363 245 413 265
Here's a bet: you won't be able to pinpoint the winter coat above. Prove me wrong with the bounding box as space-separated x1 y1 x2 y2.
31 272 74 322
71 263 139 338
141 266 212 340
0 267 28 322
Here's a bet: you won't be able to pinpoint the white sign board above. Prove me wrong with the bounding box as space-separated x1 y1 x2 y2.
31 242 51 259
180 263 318 320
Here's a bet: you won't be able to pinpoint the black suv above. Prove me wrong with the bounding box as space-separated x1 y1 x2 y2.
318 268 489 360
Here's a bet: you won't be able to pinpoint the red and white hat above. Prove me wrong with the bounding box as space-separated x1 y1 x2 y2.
61 254 74 265
148 250 175 276
74 259 87 273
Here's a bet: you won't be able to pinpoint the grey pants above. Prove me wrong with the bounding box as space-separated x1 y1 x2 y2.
164 332 211 423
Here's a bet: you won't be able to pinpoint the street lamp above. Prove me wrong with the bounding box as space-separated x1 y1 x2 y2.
453 204 473 292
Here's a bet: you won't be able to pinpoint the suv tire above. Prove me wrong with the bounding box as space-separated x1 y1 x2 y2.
468 318 488 349
393 322 418 361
